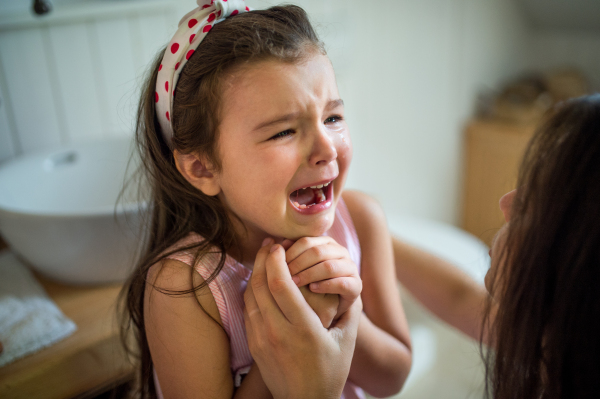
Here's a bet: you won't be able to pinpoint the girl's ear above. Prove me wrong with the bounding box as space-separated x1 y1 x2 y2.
173 150 221 196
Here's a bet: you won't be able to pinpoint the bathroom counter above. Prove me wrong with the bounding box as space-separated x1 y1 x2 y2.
0 274 134 399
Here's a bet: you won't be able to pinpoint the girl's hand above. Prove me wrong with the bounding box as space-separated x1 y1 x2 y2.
279 239 339 328
283 236 362 320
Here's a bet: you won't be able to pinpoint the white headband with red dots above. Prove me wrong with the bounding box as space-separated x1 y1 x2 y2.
155 0 249 148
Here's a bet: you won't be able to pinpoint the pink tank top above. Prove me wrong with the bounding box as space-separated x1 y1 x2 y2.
154 198 364 399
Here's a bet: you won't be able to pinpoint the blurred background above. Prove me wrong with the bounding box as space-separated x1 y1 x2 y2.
1 0 599 231
0 0 598 398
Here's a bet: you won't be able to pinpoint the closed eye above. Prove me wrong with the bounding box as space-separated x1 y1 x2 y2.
270 129 294 140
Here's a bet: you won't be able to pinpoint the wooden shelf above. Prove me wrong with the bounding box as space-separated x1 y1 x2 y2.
0 274 134 399
461 118 537 246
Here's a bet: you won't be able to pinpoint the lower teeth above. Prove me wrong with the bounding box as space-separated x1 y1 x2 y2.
292 188 326 209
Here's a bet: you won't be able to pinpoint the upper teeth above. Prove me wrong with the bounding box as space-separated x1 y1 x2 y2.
309 182 331 189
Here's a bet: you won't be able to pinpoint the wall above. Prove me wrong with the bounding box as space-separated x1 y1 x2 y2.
526 29 600 90
0 0 597 226
0 0 191 160
262 0 531 224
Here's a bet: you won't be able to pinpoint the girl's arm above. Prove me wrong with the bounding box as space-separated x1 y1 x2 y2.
342 191 412 398
145 259 271 399
392 237 494 344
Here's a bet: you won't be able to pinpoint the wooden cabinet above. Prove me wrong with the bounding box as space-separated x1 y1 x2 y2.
461 119 537 246
0 275 134 399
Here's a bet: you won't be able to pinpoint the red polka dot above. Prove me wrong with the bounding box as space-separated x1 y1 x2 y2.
231 10 238 16
173 89 176 97
188 18 198 28
165 81 169 92
217 10 222 17
186 49 194 60
175 62 180 70
166 111 170 121
203 25 212 33
245 6 250 11
202 4 210 8
207 13 216 22
170 43 179 54
155 92 158 102
159 64 162 71
223 0 227 2
189 34 196 43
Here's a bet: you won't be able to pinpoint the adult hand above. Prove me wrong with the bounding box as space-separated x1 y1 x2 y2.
244 239 362 399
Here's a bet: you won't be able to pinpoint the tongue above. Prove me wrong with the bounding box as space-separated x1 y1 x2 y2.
291 187 316 206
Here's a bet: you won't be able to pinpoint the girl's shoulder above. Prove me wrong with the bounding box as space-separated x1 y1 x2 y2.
162 232 240 276
341 190 388 232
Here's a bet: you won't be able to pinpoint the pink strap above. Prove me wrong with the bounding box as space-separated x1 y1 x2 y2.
155 0 250 147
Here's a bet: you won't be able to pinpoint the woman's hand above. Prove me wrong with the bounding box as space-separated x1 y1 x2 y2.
244 239 362 399
284 236 362 320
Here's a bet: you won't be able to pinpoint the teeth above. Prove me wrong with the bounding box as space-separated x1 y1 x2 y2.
309 182 331 189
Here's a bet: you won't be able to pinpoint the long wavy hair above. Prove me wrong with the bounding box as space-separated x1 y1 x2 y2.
120 6 324 398
484 94 600 398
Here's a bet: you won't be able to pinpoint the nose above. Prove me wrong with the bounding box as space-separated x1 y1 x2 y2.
308 126 337 166
499 189 517 222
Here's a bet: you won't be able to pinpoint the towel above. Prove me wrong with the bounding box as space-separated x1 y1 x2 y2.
0 251 77 367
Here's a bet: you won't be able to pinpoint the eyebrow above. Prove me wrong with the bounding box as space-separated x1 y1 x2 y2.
252 99 344 132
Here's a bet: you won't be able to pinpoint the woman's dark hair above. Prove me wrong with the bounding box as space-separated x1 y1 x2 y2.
484 94 600 398
120 6 324 398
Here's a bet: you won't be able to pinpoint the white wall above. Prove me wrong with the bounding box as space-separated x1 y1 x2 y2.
1 0 598 226
526 29 600 91
256 0 531 224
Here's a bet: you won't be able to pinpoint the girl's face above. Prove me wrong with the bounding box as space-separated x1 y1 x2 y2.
214 53 352 243
485 189 517 297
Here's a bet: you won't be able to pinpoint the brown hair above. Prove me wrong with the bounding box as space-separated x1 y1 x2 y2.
120 6 324 398
484 94 600 398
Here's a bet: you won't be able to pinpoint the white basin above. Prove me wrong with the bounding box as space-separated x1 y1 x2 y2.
0 139 145 284
385 214 490 398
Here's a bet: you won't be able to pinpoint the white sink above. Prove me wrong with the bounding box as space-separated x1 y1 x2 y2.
0 139 145 284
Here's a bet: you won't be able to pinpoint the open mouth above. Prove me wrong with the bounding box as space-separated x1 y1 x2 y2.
289 181 333 210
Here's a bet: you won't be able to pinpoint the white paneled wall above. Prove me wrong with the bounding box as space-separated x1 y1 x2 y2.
0 0 182 162
0 0 599 225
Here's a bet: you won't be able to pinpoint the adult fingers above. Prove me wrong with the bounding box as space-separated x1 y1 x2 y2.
292 259 357 287
285 236 337 264
265 245 321 327
251 241 287 325
329 296 362 348
243 285 262 354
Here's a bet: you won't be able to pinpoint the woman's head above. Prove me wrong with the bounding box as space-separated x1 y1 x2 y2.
485 94 600 398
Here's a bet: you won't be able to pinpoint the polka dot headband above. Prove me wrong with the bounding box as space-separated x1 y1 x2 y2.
156 0 249 148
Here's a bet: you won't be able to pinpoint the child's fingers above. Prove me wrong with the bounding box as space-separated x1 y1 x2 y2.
309 276 363 319
285 236 336 264
287 243 349 276
291 258 357 287
264 245 321 326
309 276 362 298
